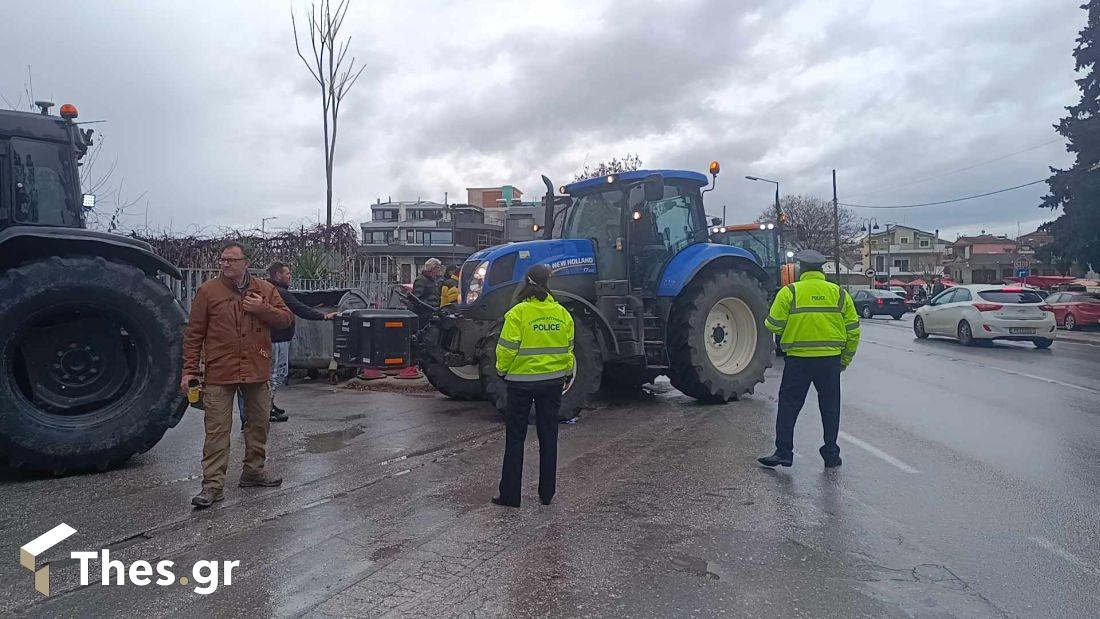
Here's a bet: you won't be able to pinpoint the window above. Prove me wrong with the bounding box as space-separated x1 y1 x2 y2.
978 290 1044 304
954 288 972 302
10 138 80 226
374 209 398 221
1045 293 1063 303
409 209 443 221
875 255 885 271
932 289 957 305
900 237 909 244
893 258 910 271
854 290 866 300
364 231 392 244
406 230 414 243
920 239 930 248
413 230 453 245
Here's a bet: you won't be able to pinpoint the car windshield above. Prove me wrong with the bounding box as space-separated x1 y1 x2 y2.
978 290 1045 304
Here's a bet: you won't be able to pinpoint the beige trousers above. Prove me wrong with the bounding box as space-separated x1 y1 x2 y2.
201 383 271 491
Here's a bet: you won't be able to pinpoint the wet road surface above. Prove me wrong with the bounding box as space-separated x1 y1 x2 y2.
1 317 1098 617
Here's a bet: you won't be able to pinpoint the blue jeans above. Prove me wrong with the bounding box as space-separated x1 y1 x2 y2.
239 340 290 424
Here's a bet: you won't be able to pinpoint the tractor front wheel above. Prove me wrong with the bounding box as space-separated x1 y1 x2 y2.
668 269 772 402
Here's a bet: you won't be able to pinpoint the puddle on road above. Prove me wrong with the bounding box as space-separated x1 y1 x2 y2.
305 427 365 453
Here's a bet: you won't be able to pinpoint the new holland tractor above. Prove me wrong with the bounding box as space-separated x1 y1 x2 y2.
413 163 774 419
0 102 187 473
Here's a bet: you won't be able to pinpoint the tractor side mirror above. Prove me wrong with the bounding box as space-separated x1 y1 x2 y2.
643 174 664 202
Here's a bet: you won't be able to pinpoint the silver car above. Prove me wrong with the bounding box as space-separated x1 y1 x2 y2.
913 285 1057 348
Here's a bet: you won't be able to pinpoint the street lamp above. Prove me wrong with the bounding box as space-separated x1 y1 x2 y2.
859 217 880 285
746 175 782 275
261 216 278 236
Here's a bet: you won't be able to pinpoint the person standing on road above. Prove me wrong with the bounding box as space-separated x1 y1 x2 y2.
412 258 443 310
237 261 336 427
182 242 293 509
758 249 860 469
492 264 574 508
440 264 460 307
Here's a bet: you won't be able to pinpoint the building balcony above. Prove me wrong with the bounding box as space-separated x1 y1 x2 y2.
865 244 946 254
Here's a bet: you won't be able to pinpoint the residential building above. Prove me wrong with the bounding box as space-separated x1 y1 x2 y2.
944 229 1078 283
358 187 546 284
859 224 947 283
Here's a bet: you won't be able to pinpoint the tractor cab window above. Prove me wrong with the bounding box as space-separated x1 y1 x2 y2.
562 187 625 279
721 229 776 267
629 182 703 289
9 138 80 227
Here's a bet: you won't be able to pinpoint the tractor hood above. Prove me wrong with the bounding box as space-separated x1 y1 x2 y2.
462 238 596 305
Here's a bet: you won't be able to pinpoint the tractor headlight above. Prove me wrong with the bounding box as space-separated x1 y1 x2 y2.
465 260 489 304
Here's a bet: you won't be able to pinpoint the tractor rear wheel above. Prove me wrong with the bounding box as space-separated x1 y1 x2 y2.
0 257 187 473
481 315 602 421
668 268 772 402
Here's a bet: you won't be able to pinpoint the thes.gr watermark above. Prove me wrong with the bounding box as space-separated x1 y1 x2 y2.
20 523 240 597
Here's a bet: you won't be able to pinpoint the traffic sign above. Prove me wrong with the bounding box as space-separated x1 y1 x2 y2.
1016 268 1030 278
865 268 876 277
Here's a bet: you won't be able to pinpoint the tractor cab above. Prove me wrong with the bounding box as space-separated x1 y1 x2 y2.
558 170 710 294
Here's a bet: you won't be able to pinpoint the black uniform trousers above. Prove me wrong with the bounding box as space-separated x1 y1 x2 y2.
775 355 842 459
499 378 563 506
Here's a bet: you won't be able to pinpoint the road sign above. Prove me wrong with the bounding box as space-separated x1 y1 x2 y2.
1014 256 1031 269
865 268 876 277
1016 268 1030 278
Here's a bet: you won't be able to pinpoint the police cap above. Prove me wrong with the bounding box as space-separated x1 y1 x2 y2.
794 249 827 267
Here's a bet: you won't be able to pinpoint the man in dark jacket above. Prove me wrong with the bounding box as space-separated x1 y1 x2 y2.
238 261 335 425
412 258 443 307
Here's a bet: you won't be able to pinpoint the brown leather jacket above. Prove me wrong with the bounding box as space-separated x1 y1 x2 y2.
182 275 293 385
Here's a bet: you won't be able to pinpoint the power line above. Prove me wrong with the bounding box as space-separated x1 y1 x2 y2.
840 179 1047 209
844 137 1062 200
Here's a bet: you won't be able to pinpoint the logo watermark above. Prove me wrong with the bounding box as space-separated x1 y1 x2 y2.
20 524 239 597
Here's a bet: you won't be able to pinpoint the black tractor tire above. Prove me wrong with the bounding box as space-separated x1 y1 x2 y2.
481 316 603 421
0 257 187 473
667 269 772 402
418 324 483 400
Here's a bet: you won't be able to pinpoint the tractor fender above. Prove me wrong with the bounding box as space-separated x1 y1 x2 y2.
0 225 181 279
656 243 768 298
552 291 619 356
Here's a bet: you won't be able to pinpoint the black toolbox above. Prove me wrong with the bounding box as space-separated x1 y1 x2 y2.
332 309 419 369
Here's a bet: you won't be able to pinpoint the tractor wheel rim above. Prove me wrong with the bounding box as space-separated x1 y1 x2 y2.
448 365 480 381
704 297 757 375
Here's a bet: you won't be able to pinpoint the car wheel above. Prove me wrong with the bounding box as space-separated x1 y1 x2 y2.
914 316 929 339
1064 313 1077 331
861 305 873 319
892 313 903 320
1033 338 1053 349
957 320 975 347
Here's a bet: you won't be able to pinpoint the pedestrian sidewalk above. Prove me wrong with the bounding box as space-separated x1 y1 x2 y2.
1058 329 1100 346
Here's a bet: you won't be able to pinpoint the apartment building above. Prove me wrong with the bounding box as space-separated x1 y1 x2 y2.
859 224 947 283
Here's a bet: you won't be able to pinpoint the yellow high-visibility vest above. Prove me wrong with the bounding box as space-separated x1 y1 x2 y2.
765 271 860 365
495 293 575 381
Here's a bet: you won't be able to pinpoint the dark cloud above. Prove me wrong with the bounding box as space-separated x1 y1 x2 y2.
0 0 1083 237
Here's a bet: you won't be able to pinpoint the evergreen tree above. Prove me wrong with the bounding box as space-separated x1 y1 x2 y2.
1040 1 1100 272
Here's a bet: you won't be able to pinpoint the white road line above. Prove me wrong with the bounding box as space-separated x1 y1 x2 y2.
837 431 920 474
1028 535 1100 576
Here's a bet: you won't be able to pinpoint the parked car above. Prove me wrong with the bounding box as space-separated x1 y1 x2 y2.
889 286 908 300
913 285 1057 348
1044 291 1100 330
853 289 907 319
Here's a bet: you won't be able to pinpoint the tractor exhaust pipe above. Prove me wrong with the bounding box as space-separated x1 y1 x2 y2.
541 175 555 240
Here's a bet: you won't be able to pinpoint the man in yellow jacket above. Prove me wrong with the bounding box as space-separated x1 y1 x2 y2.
759 250 860 469
492 264 574 508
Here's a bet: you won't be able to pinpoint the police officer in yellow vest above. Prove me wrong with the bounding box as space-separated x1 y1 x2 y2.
492 264 575 508
759 249 860 469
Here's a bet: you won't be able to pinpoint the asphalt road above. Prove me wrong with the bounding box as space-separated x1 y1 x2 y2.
2 316 1098 617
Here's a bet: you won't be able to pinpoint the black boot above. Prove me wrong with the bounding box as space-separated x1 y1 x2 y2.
491 496 520 508
757 451 793 468
820 445 842 468
270 406 288 422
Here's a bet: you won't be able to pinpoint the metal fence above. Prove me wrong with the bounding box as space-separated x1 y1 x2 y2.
164 256 397 314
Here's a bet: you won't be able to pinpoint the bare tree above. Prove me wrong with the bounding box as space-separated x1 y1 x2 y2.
573 154 642 182
292 0 367 233
757 195 860 257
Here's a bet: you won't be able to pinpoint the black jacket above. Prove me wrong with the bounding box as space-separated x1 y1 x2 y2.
412 273 441 309
271 281 327 343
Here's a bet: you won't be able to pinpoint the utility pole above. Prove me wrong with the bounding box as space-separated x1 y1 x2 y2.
832 169 841 288
447 190 456 265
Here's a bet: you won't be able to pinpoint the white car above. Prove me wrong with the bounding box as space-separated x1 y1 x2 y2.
913 284 1057 348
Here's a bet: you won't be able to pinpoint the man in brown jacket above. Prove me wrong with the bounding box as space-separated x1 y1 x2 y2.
181 241 293 508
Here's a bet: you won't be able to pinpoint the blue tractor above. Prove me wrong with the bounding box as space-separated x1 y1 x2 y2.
414 163 773 419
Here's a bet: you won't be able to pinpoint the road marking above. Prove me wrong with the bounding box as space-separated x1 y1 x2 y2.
1028 535 1100 576
837 431 920 474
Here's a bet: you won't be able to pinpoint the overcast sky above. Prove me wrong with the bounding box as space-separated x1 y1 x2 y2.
1 0 1084 240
